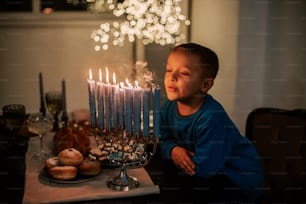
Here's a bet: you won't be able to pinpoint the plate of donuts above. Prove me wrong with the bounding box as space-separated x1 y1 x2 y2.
41 148 102 184
40 168 98 184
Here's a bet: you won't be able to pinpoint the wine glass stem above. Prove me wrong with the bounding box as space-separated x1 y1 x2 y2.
53 113 59 131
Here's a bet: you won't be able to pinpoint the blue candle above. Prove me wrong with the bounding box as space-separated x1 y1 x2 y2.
61 79 68 127
88 69 96 128
111 73 118 129
105 85 111 130
118 83 125 129
133 81 142 135
61 79 67 113
38 72 46 116
125 80 133 135
143 87 150 137
153 85 160 137
97 69 104 129
105 68 111 130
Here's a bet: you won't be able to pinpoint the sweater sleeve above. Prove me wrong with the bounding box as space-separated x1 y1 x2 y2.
159 101 177 159
192 111 235 178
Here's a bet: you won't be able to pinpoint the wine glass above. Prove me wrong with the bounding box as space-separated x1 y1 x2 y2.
27 113 53 160
45 91 63 131
2 104 26 134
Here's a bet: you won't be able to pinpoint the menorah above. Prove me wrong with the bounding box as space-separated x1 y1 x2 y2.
87 68 160 191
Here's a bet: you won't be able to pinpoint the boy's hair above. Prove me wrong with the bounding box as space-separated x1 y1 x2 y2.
172 43 219 79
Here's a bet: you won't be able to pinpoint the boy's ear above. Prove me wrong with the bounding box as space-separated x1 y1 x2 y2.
201 78 214 92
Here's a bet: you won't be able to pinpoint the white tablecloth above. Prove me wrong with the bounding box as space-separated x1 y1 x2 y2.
22 133 160 204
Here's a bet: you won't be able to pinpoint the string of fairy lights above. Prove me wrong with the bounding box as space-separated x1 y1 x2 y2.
67 0 191 51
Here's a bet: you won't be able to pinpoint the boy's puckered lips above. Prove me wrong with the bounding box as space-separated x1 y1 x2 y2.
166 85 177 92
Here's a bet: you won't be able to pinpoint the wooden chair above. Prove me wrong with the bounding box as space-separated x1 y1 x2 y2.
245 108 306 203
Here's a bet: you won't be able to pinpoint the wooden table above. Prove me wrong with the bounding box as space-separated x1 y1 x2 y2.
0 122 226 204
0 123 165 204
22 133 160 203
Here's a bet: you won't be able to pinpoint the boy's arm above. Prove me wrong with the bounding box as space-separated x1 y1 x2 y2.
171 146 195 175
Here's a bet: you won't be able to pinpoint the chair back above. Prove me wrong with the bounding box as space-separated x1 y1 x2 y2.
245 108 306 203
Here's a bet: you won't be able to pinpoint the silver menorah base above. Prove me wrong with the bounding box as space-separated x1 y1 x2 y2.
107 164 139 191
94 129 158 191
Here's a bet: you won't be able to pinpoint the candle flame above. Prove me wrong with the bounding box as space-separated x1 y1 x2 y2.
135 80 139 88
113 72 116 84
120 82 125 88
89 69 93 80
105 67 109 83
99 68 102 82
125 78 133 88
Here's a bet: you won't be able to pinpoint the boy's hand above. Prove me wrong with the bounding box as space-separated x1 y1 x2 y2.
171 146 195 176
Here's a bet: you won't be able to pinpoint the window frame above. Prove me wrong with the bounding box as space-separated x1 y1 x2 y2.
0 0 119 24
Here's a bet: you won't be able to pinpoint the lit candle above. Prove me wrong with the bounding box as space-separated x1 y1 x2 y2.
97 69 104 129
61 79 68 127
143 87 150 137
133 81 142 136
105 67 111 130
88 69 96 128
125 79 133 135
105 67 109 83
38 72 46 116
118 82 125 129
153 85 160 137
112 72 118 129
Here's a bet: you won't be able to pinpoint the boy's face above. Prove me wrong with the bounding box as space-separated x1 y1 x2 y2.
164 50 207 102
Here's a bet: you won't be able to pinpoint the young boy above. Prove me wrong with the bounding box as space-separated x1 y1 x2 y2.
159 43 264 203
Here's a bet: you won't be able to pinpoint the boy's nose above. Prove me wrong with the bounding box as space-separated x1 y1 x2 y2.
169 71 178 81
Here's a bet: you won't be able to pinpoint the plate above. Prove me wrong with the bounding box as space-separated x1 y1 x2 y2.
40 169 99 184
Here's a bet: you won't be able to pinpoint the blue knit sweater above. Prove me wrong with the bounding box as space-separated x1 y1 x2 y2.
159 94 264 201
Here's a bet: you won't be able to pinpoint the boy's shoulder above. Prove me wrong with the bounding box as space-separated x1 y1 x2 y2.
203 94 224 110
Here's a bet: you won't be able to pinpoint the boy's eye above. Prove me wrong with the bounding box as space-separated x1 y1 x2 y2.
180 72 190 76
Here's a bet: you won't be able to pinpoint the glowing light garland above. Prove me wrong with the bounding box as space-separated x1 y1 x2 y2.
84 0 190 51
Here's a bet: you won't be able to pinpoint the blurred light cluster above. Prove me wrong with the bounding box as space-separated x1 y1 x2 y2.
87 0 190 51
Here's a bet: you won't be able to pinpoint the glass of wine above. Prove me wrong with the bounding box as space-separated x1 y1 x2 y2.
27 113 53 160
2 104 26 134
45 91 63 131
